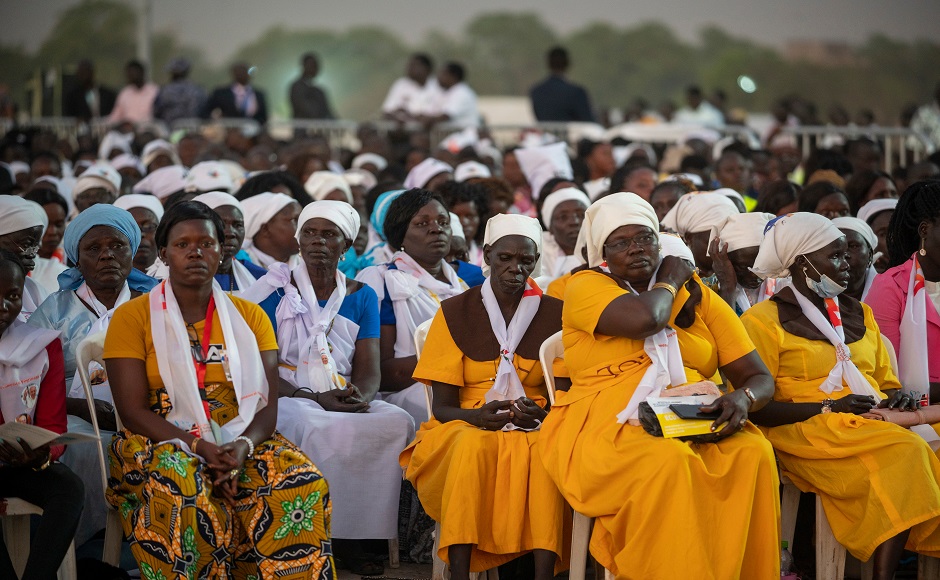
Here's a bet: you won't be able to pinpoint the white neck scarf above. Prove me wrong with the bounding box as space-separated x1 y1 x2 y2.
481 278 543 430
899 255 931 403
861 265 878 302
733 278 780 314
790 290 881 399
230 259 257 294
384 251 468 357
18 277 48 322
614 266 688 423
149 279 268 444
276 263 347 393
75 281 131 318
0 321 60 424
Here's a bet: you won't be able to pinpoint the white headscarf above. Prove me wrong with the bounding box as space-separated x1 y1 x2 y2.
296 199 360 243
305 171 353 204
0 196 46 236
114 193 165 221
581 192 659 268
73 163 121 198
185 161 235 193
715 212 774 253
97 131 132 160
149 280 268 446
351 153 388 172
832 216 880 300
448 213 465 241
133 165 188 200
240 192 299 269
110 154 144 175
190 191 257 291
857 198 898 225
343 168 377 192
141 139 181 169
661 191 739 237
481 213 543 277
751 212 844 279
403 158 453 189
454 161 492 182
514 142 573 199
540 187 591 227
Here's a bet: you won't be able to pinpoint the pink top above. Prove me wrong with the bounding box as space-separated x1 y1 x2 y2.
108 83 159 123
866 258 940 382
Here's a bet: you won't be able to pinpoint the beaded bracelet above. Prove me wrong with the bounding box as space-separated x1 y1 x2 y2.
233 435 255 459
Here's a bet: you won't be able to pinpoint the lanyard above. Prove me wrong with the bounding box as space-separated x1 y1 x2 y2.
193 296 217 427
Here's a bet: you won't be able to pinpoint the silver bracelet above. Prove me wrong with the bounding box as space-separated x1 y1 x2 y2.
233 435 255 458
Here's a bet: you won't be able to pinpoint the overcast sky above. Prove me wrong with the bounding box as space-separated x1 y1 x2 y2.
4 0 939 64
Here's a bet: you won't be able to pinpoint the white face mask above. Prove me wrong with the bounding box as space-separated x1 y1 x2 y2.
802 257 846 298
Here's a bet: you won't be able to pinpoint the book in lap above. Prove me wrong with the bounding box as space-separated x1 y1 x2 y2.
0 422 99 452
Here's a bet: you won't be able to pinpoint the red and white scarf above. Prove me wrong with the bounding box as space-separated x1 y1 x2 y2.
899 254 931 405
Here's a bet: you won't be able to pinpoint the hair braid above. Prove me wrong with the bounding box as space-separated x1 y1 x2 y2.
887 179 940 267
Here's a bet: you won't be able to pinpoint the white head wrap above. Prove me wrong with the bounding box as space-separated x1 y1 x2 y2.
241 192 299 243
33 175 64 195
541 187 591 227
448 213 465 241
351 153 388 173
0 196 46 236
110 154 144 175
305 171 353 204
751 212 844 279
583 177 610 201
661 191 739 237
343 168 377 192
141 139 181 169
832 216 878 252
184 161 235 193
297 199 360 243
454 161 492 182
192 191 243 213
715 187 746 208
8 161 29 178
97 131 133 160
73 162 121 197
218 160 247 191
715 212 774 253
582 192 659 268
514 142 573 199
132 165 188 200
658 233 695 264
403 158 453 189
665 172 704 187
481 213 543 277
856 198 898 225
114 193 165 221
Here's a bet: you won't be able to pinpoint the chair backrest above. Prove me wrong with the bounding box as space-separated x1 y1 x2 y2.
880 333 899 376
75 332 116 495
414 319 434 417
538 330 564 406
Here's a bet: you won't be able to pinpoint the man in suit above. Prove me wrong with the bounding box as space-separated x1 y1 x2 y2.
529 47 595 123
202 62 268 124
63 59 117 121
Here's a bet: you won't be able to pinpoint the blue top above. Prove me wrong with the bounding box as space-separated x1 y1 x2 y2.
529 75 595 123
320 283 381 340
214 258 282 329
378 260 484 325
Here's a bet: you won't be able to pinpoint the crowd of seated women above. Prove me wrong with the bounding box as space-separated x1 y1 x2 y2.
4 126 940 580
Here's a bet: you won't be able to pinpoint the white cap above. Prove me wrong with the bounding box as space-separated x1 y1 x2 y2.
454 161 492 182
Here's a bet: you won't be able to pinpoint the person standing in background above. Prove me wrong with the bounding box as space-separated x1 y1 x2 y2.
152 57 206 126
108 60 159 124
529 47 595 122
203 62 268 125
290 52 335 120
63 59 116 121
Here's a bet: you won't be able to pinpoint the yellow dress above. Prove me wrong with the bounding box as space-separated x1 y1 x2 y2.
742 296 940 561
546 271 572 300
400 290 570 573
539 270 781 579
105 294 335 580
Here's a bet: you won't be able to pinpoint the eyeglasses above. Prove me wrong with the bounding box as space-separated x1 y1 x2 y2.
11 239 41 259
604 233 658 254
187 324 206 364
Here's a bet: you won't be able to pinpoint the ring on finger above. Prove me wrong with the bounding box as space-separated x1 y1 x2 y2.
738 418 747 426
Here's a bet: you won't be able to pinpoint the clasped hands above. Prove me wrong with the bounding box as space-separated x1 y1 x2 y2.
475 397 546 431
194 438 252 501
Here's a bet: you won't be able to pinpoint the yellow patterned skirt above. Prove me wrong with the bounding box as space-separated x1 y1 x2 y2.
106 384 335 580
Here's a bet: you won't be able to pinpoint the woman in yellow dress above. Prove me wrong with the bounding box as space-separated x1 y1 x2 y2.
741 211 940 580
401 214 570 580
105 201 335 580
539 192 781 579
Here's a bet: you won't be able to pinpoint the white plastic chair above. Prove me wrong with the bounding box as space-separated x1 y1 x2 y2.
414 318 434 418
75 332 125 566
1 498 78 580
538 331 611 580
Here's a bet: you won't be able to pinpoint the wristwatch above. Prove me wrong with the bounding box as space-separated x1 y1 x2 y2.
821 398 834 414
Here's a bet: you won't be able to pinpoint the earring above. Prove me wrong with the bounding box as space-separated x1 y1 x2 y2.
339 253 346 261
921 238 927 257
400 246 405 252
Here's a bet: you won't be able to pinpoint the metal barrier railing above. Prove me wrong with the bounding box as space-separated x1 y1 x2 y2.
778 125 930 172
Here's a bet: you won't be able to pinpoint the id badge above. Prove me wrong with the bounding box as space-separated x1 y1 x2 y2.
220 349 233 381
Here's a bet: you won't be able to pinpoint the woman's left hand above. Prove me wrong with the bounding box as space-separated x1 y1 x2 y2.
510 397 547 430
212 440 250 500
698 390 750 439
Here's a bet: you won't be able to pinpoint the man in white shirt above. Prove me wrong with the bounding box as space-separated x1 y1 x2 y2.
108 60 159 124
419 61 480 128
673 85 725 128
381 53 442 123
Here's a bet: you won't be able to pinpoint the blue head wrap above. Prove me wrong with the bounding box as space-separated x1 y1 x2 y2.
57 204 158 292
370 189 406 241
